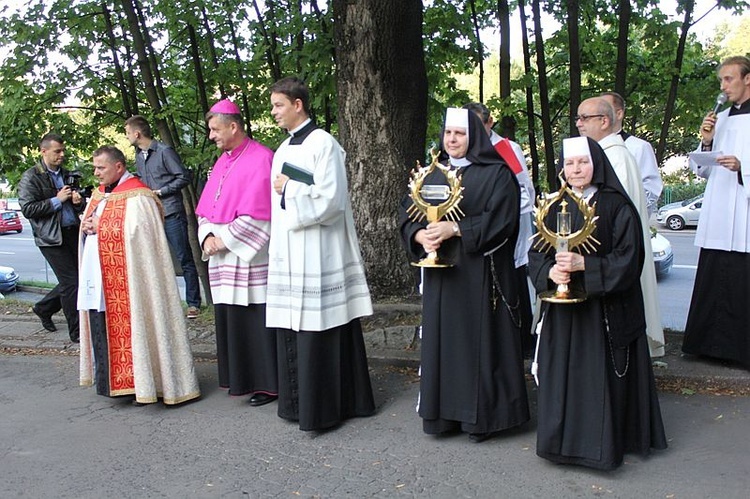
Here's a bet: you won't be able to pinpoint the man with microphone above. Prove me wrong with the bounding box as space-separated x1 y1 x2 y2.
683 55 750 370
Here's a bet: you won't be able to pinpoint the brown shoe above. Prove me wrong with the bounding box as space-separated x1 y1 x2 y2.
186 306 199 319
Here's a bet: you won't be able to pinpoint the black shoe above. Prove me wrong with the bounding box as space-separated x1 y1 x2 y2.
248 393 278 407
32 305 56 332
69 334 80 343
468 432 498 443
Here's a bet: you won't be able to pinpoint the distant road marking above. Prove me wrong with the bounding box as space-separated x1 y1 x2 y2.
673 264 697 270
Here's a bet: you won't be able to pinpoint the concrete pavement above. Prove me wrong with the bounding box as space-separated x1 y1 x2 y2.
2 294 750 497
2 349 750 497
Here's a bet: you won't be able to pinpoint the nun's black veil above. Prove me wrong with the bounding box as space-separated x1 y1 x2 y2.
438 111 509 169
555 136 630 200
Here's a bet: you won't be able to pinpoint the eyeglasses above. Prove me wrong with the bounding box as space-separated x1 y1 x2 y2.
574 114 605 122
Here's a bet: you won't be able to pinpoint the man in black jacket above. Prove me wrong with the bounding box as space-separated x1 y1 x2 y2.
18 133 84 342
125 116 201 319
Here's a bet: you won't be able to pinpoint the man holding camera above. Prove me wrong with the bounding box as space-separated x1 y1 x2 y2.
18 132 83 342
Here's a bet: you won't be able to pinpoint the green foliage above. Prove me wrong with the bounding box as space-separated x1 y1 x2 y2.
1 0 749 191
661 182 706 207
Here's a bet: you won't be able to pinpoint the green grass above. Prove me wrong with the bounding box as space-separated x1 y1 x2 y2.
18 280 56 289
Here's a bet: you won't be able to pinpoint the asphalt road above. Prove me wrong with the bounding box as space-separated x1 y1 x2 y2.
1 354 748 498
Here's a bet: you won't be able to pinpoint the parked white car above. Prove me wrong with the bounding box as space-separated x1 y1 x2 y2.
656 195 703 230
651 232 673 278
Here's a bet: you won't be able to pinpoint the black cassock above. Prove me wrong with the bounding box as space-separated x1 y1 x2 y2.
528 186 667 470
400 160 530 435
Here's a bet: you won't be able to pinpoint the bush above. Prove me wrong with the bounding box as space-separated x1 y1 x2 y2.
660 183 705 206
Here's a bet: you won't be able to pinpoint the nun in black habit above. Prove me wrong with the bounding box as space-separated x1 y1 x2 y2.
528 136 667 470
399 108 530 442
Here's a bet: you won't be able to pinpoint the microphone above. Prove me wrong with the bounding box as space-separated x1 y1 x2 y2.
702 93 728 132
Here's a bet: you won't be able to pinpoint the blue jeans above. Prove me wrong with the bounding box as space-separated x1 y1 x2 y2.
164 212 201 308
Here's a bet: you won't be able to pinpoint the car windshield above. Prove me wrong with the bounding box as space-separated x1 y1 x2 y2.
680 194 703 207
1 212 17 220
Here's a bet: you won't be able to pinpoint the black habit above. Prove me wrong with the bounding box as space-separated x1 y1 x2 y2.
528 137 667 470
399 111 530 437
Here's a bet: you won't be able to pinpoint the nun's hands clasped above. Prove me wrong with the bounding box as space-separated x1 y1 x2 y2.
415 221 459 254
549 251 585 285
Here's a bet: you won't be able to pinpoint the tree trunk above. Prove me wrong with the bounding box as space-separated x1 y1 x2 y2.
119 0 172 145
225 5 252 135
615 0 631 96
100 3 132 117
133 0 178 147
468 0 484 102
518 0 540 186
532 0 556 187
251 0 282 82
187 24 210 117
656 0 694 163
201 6 227 98
332 0 427 298
567 0 581 136
497 0 515 140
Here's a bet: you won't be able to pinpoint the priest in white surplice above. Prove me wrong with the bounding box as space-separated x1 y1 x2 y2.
600 92 663 216
576 97 665 358
683 56 750 369
78 146 200 405
267 77 375 430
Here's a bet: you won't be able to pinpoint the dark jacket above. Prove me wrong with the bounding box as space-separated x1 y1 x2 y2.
18 162 83 247
134 140 190 218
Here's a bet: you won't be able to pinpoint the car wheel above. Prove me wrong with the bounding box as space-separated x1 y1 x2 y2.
16 229 22 233
666 215 685 230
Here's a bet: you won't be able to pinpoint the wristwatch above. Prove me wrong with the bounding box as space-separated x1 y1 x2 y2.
452 222 460 235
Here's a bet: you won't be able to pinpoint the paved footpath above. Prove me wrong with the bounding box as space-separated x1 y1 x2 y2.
1 354 749 498
2 296 749 497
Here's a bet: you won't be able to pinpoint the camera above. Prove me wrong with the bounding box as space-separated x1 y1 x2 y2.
64 171 83 190
64 171 93 199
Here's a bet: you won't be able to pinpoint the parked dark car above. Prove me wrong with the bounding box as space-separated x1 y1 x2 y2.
0 265 19 293
0 210 23 234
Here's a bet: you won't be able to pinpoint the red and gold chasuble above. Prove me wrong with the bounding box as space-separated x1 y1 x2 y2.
83 178 150 395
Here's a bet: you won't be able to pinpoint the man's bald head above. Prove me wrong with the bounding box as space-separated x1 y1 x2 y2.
575 97 615 142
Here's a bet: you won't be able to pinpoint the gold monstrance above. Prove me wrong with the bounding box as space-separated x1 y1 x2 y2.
406 148 465 267
531 178 599 303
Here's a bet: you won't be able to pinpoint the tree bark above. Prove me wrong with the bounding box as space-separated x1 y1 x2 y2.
468 0 484 102
532 0 556 188
251 0 282 82
119 0 172 145
332 0 427 298
615 0 631 96
100 3 132 117
224 3 252 134
187 24 210 117
497 0 515 140
566 0 581 136
518 0 540 186
201 6 227 98
133 0 178 146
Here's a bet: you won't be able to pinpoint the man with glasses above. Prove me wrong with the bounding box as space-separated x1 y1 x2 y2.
575 97 665 358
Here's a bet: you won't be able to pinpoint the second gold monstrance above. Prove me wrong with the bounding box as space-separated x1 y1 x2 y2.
531 179 600 303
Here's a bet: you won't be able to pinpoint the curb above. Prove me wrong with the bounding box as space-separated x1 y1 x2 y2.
2 314 748 393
